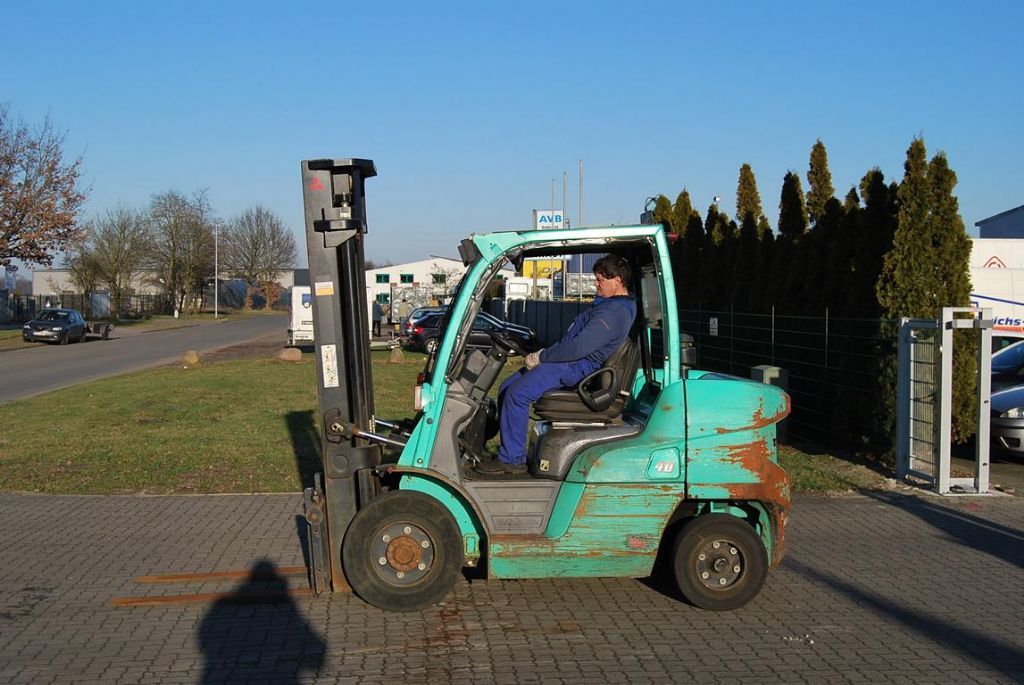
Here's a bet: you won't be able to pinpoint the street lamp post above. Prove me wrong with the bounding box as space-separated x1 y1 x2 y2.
214 223 219 319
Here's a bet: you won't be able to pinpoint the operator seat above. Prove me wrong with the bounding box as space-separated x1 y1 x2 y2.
531 337 641 422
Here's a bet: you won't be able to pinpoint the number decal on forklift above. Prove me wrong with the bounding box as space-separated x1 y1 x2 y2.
655 461 674 473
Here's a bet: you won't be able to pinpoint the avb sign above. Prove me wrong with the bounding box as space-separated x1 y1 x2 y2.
532 209 565 230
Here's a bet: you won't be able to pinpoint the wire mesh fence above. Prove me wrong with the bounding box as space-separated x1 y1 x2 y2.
681 306 898 453
3 293 173 322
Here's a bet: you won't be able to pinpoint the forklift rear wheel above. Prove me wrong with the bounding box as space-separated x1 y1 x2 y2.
342 490 463 612
672 514 767 611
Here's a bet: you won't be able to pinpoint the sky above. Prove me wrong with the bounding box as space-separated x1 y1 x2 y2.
3 1 1022 270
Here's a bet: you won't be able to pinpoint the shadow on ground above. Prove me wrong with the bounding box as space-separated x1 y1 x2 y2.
286 410 321 489
197 559 326 684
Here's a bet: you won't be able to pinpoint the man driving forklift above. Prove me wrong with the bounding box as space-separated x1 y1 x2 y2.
477 254 637 475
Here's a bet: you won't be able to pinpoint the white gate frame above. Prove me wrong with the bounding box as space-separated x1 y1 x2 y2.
896 307 992 495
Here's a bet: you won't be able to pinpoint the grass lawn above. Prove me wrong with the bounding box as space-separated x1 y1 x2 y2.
0 348 885 495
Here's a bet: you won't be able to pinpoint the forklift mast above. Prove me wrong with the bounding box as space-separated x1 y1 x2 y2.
300 158 380 592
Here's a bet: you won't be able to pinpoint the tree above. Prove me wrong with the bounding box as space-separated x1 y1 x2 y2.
805 139 835 227
670 189 705 307
777 172 808 241
222 205 296 309
64 236 103 317
0 104 87 267
652 194 675 234
878 138 975 442
89 206 151 318
772 172 809 311
736 163 768 236
149 190 216 314
734 164 772 310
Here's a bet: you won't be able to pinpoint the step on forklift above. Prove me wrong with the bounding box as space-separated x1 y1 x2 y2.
301 159 791 612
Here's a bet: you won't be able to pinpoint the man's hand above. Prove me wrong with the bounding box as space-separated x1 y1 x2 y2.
525 350 542 370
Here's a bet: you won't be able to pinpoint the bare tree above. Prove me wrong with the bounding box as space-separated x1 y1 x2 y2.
0 104 87 267
91 206 151 318
222 206 296 309
148 190 215 314
64 234 103 317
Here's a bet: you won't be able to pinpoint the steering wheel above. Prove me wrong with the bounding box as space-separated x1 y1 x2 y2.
490 331 528 357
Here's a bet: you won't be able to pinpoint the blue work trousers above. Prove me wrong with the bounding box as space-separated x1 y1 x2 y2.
497 359 599 465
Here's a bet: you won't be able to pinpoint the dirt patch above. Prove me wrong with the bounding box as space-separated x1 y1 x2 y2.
203 335 296 363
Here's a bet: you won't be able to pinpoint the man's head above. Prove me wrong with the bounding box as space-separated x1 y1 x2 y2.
593 254 631 298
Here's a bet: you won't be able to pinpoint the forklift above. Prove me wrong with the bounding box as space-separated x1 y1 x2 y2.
300 159 791 612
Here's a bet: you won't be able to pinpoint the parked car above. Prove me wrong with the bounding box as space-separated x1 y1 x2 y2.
992 332 1024 389
988 331 1024 453
403 306 447 337
990 385 1024 454
22 309 88 344
406 311 536 355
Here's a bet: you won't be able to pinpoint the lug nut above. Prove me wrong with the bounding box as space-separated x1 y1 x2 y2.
421 540 430 548
701 572 710 579
378 557 386 565
418 563 426 571
733 565 741 573
719 578 728 586
698 553 706 561
404 526 412 534
730 547 738 555
712 542 721 549
382 535 390 542
396 571 405 579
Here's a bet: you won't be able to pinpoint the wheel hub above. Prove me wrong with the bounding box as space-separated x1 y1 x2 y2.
370 523 435 586
695 539 744 590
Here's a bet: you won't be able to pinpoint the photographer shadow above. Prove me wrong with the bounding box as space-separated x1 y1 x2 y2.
197 559 326 684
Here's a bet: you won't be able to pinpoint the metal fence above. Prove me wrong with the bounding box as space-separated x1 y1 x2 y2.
2 293 172 322
681 306 897 451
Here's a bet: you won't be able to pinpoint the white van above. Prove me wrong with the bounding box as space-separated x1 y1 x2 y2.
288 286 314 346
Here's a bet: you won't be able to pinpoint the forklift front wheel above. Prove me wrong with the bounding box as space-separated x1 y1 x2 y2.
672 514 767 611
342 490 463 612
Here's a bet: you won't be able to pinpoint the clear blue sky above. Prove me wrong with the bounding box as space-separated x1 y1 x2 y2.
4 1 1022 268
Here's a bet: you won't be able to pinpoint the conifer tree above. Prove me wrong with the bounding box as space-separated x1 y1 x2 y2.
670 189 705 308
736 164 767 231
734 164 770 310
878 139 976 442
772 172 808 311
652 194 674 234
847 169 895 317
806 140 835 226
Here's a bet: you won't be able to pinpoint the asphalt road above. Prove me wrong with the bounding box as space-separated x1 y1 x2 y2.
0 314 287 404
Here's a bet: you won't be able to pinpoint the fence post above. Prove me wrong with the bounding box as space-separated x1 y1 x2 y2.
729 303 735 375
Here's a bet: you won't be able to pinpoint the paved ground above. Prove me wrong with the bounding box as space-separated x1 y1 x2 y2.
0 492 1021 684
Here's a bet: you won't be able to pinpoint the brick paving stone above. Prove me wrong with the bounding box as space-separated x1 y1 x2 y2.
0 492 1022 683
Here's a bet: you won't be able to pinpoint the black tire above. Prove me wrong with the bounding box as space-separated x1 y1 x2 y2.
671 514 767 611
342 490 463 612
77 328 87 343
424 337 439 355
59 331 69 345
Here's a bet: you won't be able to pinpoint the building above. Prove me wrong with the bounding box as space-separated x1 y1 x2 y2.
31 269 164 296
976 204 1024 238
366 257 468 314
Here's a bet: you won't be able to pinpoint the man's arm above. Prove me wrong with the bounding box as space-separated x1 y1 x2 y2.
539 302 633 363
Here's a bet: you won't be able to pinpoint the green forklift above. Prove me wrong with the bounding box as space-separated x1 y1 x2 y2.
300 159 791 612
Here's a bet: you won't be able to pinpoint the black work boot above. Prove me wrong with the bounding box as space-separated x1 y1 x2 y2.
475 458 527 475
